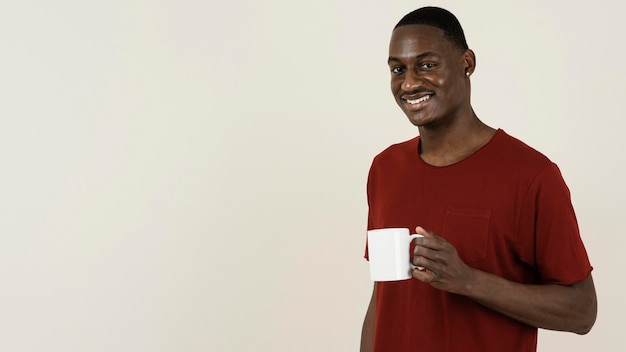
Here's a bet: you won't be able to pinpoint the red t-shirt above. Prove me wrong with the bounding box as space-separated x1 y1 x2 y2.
365 129 592 352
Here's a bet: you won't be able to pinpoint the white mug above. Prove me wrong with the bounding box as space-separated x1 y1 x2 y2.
367 228 423 281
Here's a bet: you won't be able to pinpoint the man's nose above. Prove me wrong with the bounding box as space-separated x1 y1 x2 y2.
402 70 422 91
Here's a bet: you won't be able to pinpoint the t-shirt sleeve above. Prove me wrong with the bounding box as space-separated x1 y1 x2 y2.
364 161 376 260
517 163 592 285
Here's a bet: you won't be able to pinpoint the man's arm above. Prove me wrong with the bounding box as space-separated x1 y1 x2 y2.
411 226 598 334
360 284 376 352
462 270 596 334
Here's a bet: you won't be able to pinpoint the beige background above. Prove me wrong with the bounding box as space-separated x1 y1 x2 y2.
0 0 623 351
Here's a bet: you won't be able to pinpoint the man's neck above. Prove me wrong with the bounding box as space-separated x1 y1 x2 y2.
418 119 496 167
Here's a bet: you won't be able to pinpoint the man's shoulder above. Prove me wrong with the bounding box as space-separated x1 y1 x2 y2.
482 130 566 188
371 136 420 166
492 130 553 167
376 136 419 157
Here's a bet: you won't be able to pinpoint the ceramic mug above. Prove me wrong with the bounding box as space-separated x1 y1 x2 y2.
367 228 423 281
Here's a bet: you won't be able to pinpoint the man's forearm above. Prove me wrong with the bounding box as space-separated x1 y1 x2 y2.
360 284 376 352
461 270 597 334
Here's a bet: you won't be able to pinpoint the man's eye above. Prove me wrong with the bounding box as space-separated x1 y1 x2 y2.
420 63 436 69
391 67 404 74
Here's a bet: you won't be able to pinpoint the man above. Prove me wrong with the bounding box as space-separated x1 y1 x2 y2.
361 7 597 352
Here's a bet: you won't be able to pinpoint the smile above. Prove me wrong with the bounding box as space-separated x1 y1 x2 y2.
406 95 430 104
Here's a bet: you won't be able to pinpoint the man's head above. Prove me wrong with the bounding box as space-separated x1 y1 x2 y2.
388 7 475 128
395 7 468 52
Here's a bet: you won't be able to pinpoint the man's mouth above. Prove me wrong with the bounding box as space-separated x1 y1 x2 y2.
406 95 431 104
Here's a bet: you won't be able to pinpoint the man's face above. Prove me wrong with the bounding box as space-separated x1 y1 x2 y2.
388 24 470 128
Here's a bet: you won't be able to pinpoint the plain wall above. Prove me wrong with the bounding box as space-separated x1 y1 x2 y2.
0 0 624 351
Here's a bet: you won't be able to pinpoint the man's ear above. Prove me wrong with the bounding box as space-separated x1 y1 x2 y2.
462 49 476 76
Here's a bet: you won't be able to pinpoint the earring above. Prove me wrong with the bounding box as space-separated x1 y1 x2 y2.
465 71 470 76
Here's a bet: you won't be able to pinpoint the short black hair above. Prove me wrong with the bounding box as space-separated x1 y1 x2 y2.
394 7 468 51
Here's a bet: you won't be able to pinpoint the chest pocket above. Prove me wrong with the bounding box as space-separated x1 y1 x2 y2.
441 206 491 265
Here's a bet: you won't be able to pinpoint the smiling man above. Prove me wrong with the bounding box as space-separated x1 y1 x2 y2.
361 7 597 352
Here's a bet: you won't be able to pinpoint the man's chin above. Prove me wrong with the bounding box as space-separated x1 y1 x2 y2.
406 114 431 127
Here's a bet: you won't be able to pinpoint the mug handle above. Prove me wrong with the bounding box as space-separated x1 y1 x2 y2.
408 234 424 271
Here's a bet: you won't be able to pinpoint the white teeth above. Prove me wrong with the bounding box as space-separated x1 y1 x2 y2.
407 95 430 104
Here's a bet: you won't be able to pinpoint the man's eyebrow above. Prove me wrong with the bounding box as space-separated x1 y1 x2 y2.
388 51 441 64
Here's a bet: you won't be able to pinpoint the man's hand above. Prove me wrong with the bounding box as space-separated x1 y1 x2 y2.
411 226 476 295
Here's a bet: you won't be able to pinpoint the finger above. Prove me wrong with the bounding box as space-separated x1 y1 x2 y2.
413 234 443 252
415 226 442 242
413 251 436 269
412 268 438 282
414 226 431 237
428 269 439 281
413 226 433 248
412 268 425 280
413 242 435 262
